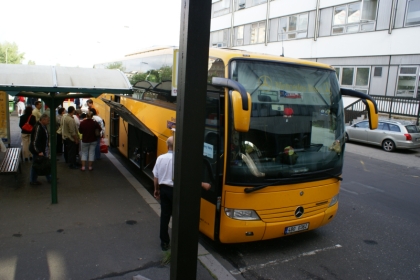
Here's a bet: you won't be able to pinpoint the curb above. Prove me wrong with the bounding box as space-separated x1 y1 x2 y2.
105 152 236 280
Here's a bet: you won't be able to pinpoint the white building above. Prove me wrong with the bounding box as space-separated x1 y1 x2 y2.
210 0 420 99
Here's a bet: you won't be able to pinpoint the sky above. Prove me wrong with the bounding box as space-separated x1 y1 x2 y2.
0 0 181 67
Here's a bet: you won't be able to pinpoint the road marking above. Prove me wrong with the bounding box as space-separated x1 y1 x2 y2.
340 187 359 195
351 181 384 193
360 160 370 172
230 244 342 275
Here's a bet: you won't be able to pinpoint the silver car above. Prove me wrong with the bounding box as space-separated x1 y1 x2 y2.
345 119 420 152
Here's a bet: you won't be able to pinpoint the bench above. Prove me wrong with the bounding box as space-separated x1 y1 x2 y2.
0 148 23 180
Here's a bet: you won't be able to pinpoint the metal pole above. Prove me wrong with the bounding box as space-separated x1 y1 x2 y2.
170 0 212 278
314 0 320 41
49 93 58 204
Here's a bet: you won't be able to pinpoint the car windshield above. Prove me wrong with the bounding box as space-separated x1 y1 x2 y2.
226 60 344 185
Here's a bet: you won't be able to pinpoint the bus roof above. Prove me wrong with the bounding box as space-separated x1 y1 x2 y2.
208 48 334 70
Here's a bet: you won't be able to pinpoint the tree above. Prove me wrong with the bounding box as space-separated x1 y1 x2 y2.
106 61 125 72
0 42 25 64
28 60 36 65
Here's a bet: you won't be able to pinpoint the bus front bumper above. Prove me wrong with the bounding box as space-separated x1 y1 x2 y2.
219 203 338 243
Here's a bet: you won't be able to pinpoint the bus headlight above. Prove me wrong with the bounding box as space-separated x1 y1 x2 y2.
329 194 339 207
224 208 261 220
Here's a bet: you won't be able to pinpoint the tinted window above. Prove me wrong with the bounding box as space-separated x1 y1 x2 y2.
355 121 369 128
389 124 401 132
406 125 419 133
377 122 389 130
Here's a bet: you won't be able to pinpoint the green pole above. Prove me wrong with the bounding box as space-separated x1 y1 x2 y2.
49 93 58 204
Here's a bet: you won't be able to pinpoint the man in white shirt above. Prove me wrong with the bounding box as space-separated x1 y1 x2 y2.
153 136 174 251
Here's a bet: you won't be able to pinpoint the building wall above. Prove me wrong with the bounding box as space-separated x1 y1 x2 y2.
210 0 420 98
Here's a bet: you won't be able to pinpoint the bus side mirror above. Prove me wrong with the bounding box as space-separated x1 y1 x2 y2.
231 90 251 132
212 77 251 132
340 88 378 130
362 99 378 129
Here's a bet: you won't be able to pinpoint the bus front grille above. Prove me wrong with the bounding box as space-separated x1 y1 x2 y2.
257 201 329 223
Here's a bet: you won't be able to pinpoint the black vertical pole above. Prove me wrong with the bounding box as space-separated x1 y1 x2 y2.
170 0 212 279
48 93 58 204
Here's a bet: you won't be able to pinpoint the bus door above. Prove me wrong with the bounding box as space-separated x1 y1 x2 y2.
200 91 225 241
110 95 120 147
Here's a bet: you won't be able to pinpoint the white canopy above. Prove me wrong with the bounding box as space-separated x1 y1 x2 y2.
0 64 132 97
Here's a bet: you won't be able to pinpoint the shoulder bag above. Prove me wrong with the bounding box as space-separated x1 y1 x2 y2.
22 115 33 132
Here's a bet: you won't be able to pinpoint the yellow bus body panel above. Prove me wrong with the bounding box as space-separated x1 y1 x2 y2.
119 96 176 157
219 179 339 243
199 198 216 240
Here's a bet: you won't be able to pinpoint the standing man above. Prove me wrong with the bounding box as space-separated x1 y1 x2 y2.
29 113 51 185
86 99 99 116
153 136 174 251
74 97 81 109
32 101 42 121
62 106 79 169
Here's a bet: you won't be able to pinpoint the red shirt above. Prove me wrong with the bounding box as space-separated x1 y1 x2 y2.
78 119 101 143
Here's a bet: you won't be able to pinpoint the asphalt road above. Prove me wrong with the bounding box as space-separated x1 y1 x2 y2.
201 143 420 280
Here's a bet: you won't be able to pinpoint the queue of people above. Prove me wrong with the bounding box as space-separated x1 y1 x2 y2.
15 97 106 185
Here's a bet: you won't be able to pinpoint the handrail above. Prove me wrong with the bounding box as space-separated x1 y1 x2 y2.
345 95 420 125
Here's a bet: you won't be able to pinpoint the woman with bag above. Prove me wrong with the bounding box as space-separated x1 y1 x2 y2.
29 114 51 185
19 106 36 161
78 111 101 171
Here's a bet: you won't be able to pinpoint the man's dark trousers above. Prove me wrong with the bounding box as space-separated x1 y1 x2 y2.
160 185 173 245
64 138 77 167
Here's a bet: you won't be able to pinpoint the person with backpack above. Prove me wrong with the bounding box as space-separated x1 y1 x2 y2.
89 108 104 160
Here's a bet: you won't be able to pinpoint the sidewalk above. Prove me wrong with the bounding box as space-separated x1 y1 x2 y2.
0 112 235 279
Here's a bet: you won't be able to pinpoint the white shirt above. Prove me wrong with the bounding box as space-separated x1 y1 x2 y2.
92 115 105 136
152 151 173 187
17 101 25 117
73 115 80 130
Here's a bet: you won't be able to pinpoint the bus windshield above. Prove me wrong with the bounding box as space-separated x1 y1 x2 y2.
227 60 344 185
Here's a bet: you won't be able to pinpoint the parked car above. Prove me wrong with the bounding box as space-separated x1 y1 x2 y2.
345 119 420 152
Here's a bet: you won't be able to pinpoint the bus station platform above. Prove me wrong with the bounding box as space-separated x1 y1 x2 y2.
0 112 236 280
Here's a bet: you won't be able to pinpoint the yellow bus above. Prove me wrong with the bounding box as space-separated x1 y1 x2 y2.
94 46 377 243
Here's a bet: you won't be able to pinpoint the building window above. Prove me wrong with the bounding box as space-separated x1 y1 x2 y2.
331 0 378 35
405 0 420 26
335 66 371 94
210 29 230 48
212 0 231 18
235 0 267 11
234 26 244 46
250 21 265 44
373 67 382 77
274 13 309 41
396 66 419 98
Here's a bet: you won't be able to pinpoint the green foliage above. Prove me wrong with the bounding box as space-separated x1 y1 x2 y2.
128 65 173 85
0 42 25 64
28 60 36 65
106 61 125 71
129 72 148 85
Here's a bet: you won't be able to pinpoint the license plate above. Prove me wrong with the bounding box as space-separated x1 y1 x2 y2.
284 223 309 234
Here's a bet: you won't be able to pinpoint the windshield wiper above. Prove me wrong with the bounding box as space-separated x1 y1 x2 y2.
244 179 288 193
291 169 343 181
244 170 342 193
